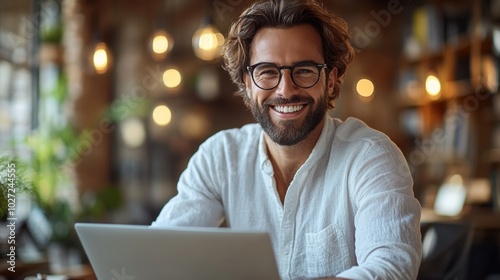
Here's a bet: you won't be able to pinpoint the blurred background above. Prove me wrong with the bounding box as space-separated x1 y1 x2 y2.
1 0 500 279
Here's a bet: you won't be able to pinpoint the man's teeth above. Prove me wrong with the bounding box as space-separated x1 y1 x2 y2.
274 105 304 113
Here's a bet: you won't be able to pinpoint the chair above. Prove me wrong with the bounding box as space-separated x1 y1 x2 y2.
417 221 475 280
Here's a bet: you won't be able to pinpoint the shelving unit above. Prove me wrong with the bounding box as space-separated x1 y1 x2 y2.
397 0 498 209
491 93 500 210
398 2 500 277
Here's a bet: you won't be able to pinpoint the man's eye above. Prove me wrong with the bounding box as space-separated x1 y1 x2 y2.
297 68 313 73
263 70 278 75
294 67 316 75
257 68 279 76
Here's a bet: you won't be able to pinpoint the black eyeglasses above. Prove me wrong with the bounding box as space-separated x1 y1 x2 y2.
246 62 327 90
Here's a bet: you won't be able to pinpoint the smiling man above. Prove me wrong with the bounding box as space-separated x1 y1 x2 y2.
152 0 422 279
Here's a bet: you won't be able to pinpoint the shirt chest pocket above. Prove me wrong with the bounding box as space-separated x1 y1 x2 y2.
305 225 351 278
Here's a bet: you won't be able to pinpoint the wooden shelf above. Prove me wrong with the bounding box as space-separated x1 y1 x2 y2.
398 80 474 108
402 36 468 66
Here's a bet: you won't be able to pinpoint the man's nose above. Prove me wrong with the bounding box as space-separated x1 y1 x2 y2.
275 70 299 97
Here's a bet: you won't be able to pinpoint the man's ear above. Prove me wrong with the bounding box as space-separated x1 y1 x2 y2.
327 67 338 94
243 73 252 99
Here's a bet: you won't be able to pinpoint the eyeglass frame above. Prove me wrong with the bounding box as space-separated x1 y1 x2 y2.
246 62 328 90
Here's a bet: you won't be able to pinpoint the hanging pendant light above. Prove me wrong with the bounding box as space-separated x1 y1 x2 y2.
149 1 175 61
88 9 111 74
192 17 224 61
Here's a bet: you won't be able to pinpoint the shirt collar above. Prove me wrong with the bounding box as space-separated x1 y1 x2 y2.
257 116 336 174
300 115 335 170
258 130 274 174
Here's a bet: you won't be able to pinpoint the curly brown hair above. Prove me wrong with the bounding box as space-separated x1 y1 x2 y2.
222 0 355 109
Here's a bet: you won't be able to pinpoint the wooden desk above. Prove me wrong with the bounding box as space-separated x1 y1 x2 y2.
0 260 50 280
421 207 500 231
0 261 95 280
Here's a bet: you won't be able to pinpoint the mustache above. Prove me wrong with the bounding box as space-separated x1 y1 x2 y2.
263 95 314 106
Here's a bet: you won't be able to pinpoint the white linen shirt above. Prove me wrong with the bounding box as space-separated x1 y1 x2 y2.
152 116 422 280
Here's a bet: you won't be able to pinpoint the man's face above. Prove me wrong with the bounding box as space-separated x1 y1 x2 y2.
244 24 337 146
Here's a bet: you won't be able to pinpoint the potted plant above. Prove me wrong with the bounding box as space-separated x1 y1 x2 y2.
0 155 32 221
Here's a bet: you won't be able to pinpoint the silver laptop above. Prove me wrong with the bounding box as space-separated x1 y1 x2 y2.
75 223 280 280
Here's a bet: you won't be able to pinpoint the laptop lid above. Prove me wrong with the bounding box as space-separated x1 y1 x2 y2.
75 223 280 280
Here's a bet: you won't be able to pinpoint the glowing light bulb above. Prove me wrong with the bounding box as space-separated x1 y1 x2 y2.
425 75 441 98
93 42 109 74
150 30 173 60
152 105 172 126
162 68 182 88
192 24 224 61
356 79 374 98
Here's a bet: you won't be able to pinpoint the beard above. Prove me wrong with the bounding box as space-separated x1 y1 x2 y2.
248 92 328 146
